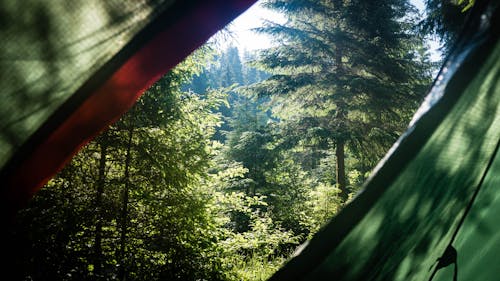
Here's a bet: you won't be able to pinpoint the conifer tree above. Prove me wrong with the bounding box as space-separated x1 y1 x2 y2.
250 0 431 200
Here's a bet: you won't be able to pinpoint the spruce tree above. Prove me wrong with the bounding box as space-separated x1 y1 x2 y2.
250 0 431 200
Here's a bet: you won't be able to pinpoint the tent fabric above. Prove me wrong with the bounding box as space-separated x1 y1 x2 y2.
0 0 257 215
269 1 500 281
434 142 500 281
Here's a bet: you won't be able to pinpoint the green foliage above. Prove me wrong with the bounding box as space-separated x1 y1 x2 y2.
8 2 435 280
308 183 342 235
230 254 286 281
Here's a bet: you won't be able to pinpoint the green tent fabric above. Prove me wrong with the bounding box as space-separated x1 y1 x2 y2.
269 1 500 280
0 0 257 215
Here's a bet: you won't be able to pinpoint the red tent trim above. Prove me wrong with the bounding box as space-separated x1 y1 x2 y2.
1 0 257 215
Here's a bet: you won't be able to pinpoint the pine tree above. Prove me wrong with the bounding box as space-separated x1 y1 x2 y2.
250 0 431 200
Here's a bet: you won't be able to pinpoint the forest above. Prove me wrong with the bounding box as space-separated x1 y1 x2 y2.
6 0 472 280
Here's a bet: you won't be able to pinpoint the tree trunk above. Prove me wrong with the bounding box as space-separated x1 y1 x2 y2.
94 135 108 279
335 34 348 202
118 125 134 281
336 139 347 201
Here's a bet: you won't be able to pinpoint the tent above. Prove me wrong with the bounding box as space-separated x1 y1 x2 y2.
1 0 499 280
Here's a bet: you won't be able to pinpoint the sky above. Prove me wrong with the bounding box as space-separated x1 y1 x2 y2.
223 0 441 61
225 3 286 51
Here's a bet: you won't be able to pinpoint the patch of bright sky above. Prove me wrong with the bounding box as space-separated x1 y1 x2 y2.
225 0 442 62
225 2 286 52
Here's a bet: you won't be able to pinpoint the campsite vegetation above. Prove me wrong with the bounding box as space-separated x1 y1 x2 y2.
7 0 469 280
